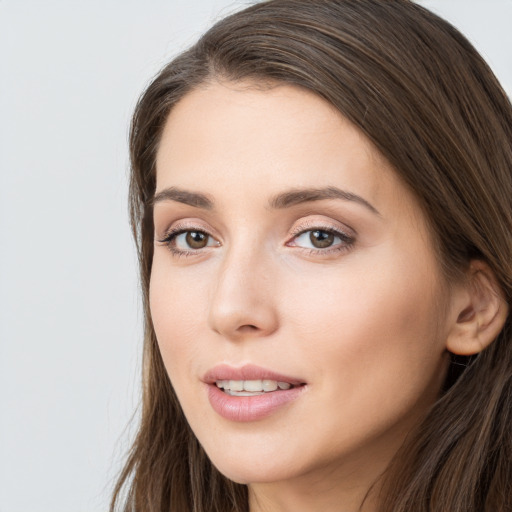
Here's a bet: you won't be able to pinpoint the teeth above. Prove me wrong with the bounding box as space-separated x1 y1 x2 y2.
229 380 244 391
262 379 278 392
244 379 262 391
215 379 293 393
225 390 265 396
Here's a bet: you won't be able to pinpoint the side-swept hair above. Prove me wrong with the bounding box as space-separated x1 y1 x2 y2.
112 1 512 510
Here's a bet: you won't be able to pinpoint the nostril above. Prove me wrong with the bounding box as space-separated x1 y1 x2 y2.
239 324 259 332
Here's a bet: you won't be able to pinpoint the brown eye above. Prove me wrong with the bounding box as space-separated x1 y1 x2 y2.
185 231 209 249
310 230 335 248
290 227 353 253
162 229 219 253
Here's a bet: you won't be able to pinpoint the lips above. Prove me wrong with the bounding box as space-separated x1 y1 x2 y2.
203 363 305 386
203 364 307 422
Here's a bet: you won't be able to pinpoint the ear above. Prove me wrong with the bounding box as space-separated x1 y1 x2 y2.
446 260 509 356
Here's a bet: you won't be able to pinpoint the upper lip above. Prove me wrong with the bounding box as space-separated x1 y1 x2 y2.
203 364 305 386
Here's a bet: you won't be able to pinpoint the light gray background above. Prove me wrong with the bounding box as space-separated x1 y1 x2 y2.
0 1 510 511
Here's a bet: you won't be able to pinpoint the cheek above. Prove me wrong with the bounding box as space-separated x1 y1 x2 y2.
288 254 442 343
149 258 210 381
285 252 448 407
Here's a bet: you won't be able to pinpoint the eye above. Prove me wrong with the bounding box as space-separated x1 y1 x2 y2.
175 231 213 250
159 228 220 255
300 230 336 249
289 227 354 252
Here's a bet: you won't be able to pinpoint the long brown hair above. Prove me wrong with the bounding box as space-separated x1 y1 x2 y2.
111 1 512 510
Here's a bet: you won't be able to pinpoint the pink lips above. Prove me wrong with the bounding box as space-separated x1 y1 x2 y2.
203 364 306 422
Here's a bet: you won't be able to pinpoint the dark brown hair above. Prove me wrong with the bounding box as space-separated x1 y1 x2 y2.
111 1 512 510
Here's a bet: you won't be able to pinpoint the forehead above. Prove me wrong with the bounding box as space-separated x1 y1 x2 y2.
155 80 417 223
157 80 373 162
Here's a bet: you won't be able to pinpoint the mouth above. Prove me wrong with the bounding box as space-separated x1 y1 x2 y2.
203 364 307 421
203 363 306 390
215 379 299 396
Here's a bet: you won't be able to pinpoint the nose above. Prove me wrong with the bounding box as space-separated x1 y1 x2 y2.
208 245 279 341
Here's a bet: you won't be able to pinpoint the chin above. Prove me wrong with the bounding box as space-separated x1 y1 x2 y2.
213 463 288 485
204 446 297 485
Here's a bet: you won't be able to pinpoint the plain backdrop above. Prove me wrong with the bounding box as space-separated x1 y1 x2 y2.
0 1 510 511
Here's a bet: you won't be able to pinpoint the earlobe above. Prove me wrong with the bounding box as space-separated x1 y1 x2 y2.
446 261 509 356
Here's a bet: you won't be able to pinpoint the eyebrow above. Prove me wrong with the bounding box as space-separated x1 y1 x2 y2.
152 185 380 216
152 187 214 209
269 186 380 215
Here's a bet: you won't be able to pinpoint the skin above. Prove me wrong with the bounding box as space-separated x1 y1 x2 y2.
150 81 461 512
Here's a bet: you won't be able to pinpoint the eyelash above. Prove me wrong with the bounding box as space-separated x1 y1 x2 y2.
158 226 217 258
287 224 355 256
157 223 355 258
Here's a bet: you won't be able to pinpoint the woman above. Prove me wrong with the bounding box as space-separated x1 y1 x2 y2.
111 1 512 510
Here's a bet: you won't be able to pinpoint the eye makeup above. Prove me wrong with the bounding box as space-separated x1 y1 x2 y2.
156 216 356 259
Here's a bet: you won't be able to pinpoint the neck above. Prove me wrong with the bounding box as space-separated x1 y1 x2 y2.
248 465 382 512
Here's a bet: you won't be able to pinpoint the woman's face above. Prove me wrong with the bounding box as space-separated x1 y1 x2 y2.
150 82 455 491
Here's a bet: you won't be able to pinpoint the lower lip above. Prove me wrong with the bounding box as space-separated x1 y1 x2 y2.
207 384 306 422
